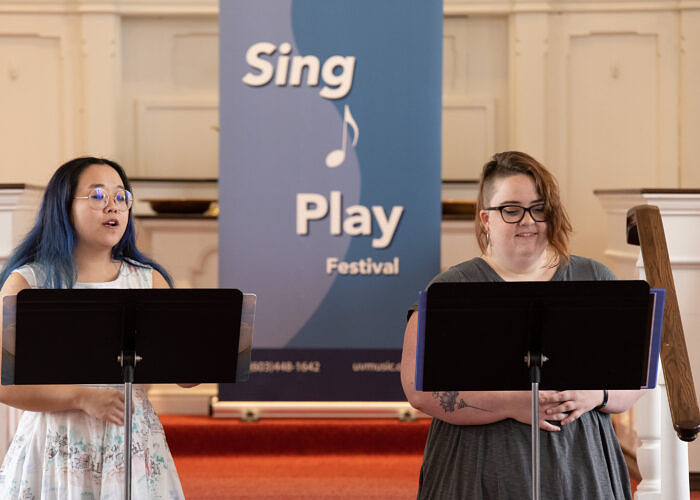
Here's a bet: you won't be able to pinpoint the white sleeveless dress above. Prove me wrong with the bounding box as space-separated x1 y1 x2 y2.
0 260 185 499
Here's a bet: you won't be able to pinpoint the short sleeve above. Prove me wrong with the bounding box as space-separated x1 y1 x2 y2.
405 263 478 320
12 265 41 288
591 260 617 281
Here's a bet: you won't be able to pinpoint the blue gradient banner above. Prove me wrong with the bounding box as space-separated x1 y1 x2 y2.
218 0 442 401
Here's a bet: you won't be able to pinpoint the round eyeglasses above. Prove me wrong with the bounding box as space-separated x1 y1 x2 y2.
74 188 133 212
484 204 546 224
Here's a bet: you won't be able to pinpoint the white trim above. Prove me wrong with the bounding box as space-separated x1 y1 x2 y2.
0 190 42 211
210 399 429 421
444 0 700 16
603 248 639 261
604 249 700 268
0 0 697 17
147 383 217 415
596 193 700 215
0 1 217 16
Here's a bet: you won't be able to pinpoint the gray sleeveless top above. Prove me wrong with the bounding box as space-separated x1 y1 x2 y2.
412 256 632 499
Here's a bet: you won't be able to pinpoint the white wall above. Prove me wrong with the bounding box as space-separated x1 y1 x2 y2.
0 0 697 265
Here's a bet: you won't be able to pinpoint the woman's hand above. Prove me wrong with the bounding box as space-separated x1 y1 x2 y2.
509 390 562 432
78 388 130 426
541 390 604 425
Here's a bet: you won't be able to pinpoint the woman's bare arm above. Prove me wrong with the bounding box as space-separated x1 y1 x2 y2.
0 272 127 424
400 312 562 430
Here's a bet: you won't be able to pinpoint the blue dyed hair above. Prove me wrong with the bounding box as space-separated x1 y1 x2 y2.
0 157 173 289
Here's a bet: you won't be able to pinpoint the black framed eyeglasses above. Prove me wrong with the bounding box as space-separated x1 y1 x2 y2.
484 204 546 224
74 188 133 212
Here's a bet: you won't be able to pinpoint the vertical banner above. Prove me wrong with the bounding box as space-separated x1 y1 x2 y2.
219 0 442 401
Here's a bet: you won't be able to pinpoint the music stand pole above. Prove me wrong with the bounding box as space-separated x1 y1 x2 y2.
118 350 141 500
526 352 547 500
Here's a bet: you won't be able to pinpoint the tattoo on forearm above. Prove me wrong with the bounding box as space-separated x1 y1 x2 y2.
432 391 490 413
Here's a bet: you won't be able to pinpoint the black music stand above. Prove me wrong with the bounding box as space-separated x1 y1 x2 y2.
2 288 255 500
415 280 663 500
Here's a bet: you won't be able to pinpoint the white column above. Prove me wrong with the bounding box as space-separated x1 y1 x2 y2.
78 10 121 157
508 10 548 159
0 185 42 461
658 366 690 500
680 10 700 188
0 406 22 462
635 385 662 499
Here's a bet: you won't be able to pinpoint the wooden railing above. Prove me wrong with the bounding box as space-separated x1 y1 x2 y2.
626 204 700 442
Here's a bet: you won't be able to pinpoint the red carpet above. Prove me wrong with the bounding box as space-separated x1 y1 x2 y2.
171 454 424 499
162 415 430 455
161 415 700 499
161 415 429 499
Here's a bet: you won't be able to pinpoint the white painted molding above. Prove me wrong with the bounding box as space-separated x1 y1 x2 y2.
211 400 428 420
134 217 218 289
444 0 700 15
134 96 218 178
0 186 43 260
635 387 662 499
442 96 495 180
0 1 217 16
130 179 217 216
0 406 22 463
602 252 700 273
147 383 217 415
81 12 121 158
0 0 697 17
509 11 548 159
0 32 67 58
441 219 479 270
0 186 43 211
603 248 639 261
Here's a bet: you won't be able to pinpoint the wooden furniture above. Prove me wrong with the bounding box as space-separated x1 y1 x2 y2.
627 205 700 442
597 189 700 499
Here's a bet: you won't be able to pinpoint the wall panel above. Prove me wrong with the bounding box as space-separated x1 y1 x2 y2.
547 12 679 263
120 17 218 177
567 32 658 258
442 15 507 180
0 34 64 184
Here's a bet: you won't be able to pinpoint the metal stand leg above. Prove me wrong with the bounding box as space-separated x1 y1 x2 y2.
125 381 133 500
119 351 141 500
525 351 546 500
531 381 540 500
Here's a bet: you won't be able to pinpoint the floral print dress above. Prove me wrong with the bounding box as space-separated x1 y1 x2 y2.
0 261 185 499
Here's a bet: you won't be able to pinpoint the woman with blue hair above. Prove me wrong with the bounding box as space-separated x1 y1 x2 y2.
0 157 186 498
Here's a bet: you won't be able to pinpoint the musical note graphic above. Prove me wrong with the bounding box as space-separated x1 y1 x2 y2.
325 104 359 168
